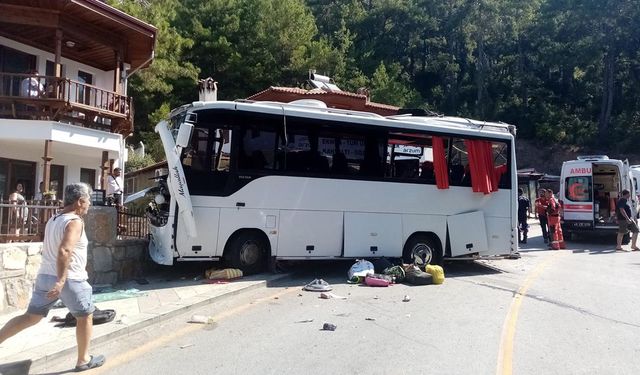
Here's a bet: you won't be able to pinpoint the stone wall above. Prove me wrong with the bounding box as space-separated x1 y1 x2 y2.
87 239 151 286
0 207 154 313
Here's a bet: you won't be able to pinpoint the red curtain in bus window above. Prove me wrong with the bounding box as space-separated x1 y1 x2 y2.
465 140 496 194
432 136 449 189
482 141 499 192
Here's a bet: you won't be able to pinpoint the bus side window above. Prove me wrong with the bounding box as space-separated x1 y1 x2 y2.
448 138 468 186
238 126 277 171
360 136 384 177
491 141 510 189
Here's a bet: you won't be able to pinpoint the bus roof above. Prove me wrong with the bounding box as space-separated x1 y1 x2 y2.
184 100 515 140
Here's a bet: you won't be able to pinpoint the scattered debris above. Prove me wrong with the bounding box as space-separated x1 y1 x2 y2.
303 279 332 292
295 319 314 323
180 344 195 349
298 293 303 297
135 278 149 285
402 295 411 302
322 323 337 331
365 317 376 321
274 296 279 300
189 315 214 324
319 292 347 300
92 288 148 303
116 314 129 325
192 274 203 281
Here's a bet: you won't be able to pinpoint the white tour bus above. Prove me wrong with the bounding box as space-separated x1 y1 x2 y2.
560 156 638 237
144 100 517 274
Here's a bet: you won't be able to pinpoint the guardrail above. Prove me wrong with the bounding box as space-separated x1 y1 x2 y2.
0 200 149 243
117 206 149 240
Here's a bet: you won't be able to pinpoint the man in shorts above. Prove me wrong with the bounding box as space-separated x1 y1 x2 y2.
616 189 639 251
0 183 105 371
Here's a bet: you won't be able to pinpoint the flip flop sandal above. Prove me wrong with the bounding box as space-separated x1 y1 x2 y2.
303 279 332 292
75 354 105 372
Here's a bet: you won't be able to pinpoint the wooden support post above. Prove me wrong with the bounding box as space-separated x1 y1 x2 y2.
54 29 62 101
114 50 122 94
100 151 109 190
54 29 62 77
42 140 53 193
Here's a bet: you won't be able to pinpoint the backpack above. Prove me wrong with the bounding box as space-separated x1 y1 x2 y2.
53 308 116 328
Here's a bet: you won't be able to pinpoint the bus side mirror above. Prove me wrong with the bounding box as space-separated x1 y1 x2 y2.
176 122 193 149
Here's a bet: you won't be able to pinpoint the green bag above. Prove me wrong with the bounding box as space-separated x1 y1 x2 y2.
382 265 405 283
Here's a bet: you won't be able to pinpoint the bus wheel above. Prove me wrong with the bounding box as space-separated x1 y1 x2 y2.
403 234 442 266
225 231 268 275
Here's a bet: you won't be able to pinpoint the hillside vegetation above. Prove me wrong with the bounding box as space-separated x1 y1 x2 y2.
108 0 640 166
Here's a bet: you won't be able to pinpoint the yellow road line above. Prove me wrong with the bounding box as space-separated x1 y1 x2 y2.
92 287 298 374
496 252 564 375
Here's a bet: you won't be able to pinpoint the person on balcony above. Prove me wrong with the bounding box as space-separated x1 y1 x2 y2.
0 183 106 371
20 69 44 98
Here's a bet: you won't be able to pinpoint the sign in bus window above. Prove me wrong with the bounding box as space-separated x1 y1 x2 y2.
565 176 592 202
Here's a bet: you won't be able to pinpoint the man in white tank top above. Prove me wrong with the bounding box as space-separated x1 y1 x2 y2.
0 183 105 371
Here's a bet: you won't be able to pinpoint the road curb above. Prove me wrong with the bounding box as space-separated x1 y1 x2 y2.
24 273 291 370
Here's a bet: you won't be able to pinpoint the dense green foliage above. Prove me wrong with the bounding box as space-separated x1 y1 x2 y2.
109 0 640 165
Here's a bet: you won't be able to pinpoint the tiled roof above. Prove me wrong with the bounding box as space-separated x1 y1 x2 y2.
246 86 399 112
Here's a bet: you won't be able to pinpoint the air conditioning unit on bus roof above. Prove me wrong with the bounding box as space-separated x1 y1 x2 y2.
576 155 609 161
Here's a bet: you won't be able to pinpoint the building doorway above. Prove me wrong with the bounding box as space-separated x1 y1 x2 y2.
0 158 36 200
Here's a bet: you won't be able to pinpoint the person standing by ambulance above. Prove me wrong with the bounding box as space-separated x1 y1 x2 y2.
535 189 550 243
546 190 566 250
615 189 639 251
517 188 531 244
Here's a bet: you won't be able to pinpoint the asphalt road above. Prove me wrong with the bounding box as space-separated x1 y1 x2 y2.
31 224 640 375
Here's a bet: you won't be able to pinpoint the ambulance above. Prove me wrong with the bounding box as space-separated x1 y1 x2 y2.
560 156 638 237
631 165 640 215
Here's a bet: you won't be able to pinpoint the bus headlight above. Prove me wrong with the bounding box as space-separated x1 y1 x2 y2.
154 194 166 205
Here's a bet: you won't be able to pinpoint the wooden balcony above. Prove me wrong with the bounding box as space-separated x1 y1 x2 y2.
0 73 133 135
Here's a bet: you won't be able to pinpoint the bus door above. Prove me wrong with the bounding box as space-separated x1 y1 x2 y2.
343 212 403 258
563 163 594 229
447 211 489 256
175 205 221 258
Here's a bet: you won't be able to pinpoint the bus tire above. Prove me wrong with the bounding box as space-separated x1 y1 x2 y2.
403 234 443 266
224 231 269 275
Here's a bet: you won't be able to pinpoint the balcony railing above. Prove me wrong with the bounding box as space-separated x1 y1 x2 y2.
0 73 133 135
0 200 61 243
0 200 149 243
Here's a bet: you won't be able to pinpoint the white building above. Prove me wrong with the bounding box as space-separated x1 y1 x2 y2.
0 0 156 200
